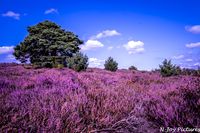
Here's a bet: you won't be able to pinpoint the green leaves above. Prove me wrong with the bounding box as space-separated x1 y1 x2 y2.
104 57 118 72
13 20 83 67
66 53 88 72
129 65 138 70
159 59 180 77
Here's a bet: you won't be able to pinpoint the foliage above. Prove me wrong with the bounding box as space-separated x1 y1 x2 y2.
129 65 138 70
181 68 200 76
104 57 118 72
174 66 182 75
13 20 83 67
0 64 199 132
159 59 180 77
66 52 88 72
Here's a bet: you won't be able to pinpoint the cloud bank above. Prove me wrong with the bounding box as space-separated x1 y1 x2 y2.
0 46 14 54
89 58 105 68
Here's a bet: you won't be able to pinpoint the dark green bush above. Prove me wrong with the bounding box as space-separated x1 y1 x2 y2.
159 59 180 77
181 68 200 76
66 53 88 72
104 57 118 72
129 65 137 70
174 66 182 75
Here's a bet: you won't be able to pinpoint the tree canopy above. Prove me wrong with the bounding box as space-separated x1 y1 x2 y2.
159 59 180 77
104 57 118 72
13 20 83 67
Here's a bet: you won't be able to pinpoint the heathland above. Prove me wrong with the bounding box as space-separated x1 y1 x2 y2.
0 63 199 132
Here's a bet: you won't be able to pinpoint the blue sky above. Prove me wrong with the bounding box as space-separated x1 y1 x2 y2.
0 0 200 70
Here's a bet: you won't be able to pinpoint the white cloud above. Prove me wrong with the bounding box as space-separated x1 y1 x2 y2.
185 25 200 34
81 39 104 51
91 30 120 39
0 46 14 54
172 55 184 60
2 11 20 20
123 40 145 54
89 58 105 68
83 30 120 51
44 8 58 14
194 62 200 66
6 54 15 60
107 46 113 50
3 54 20 63
185 59 193 62
186 42 200 48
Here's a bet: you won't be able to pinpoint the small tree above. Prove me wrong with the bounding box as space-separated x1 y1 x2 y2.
159 59 179 77
182 67 200 76
104 57 118 72
129 65 137 70
174 66 182 75
66 52 88 72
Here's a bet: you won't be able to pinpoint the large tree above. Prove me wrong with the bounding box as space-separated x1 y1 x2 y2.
13 20 83 67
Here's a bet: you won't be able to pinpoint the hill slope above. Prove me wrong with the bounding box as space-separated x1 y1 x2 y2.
0 63 199 132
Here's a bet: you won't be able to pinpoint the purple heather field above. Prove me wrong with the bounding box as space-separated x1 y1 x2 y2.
0 63 200 133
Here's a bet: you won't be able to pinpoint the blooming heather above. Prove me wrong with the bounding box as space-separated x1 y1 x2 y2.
0 63 199 132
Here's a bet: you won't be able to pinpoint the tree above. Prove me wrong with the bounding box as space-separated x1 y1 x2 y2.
13 20 83 67
129 65 137 70
159 59 179 77
66 52 88 72
104 57 118 72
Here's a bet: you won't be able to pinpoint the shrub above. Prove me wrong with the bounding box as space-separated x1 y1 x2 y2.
159 59 179 77
129 65 137 70
181 68 200 76
151 68 160 73
174 66 182 75
104 57 118 72
56 64 64 69
66 52 88 72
